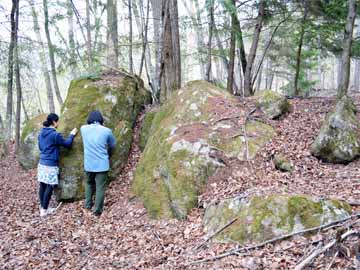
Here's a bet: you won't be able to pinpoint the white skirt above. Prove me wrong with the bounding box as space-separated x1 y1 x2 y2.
37 164 59 185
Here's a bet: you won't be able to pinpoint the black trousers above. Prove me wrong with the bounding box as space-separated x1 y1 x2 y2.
39 182 54 210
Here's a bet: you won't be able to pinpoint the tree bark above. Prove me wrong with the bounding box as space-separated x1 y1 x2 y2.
338 0 357 98
128 0 133 73
66 0 77 79
243 0 265 96
5 0 17 141
205 0 214 82
353 19 360 90
29 0 55 113
227 0 236 94
159 0 181 102
14 0 21 150
43 0 63 107
294 3 308 96
106 0 119 68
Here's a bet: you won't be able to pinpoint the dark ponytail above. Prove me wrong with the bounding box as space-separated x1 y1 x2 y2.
43 113 59 127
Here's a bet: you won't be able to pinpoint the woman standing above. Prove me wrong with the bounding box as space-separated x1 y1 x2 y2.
38 113 78 217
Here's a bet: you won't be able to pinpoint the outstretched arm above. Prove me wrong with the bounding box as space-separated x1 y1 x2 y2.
55 133 75 149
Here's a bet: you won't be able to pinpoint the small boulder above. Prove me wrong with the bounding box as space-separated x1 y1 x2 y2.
256 90 290 119
311 96 360 163
139 109 157 152
56 70 151 201
203 194 351 244
17 114 47 169
133 81 275 219
273 154 293 172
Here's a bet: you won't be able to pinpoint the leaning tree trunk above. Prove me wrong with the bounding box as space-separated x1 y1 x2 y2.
5 0 17 142
243 0 265 96
159 0 181 102
30 0 55 113
106 0 119 68
226 0 236 94
14 0 21 150
43 0 63 107
337 0 357 98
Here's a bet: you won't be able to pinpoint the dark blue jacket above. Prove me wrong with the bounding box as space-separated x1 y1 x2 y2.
38 127 74 166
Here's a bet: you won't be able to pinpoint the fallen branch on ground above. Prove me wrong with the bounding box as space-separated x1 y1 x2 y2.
294 230 359 270
194 218 238 251
189 212 360 265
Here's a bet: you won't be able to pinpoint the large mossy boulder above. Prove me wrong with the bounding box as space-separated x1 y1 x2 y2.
311 96 360 163
256 90 290 119
56 70 151 201
17 114 47 169
133 80 275 219
204 195 351 244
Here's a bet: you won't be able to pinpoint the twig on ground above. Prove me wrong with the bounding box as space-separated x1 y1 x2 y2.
326 250 339 270
294 230 359 270
194 218 238 251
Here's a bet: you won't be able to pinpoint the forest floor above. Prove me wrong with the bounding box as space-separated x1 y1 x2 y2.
2 97 360 269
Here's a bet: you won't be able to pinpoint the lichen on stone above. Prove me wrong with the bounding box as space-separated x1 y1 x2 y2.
203 194 351 244
133 81 276 220
311 96 360 163
256 90 290 119
18 114 47 170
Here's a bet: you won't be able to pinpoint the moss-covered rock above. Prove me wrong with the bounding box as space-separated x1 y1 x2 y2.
17 114 47 169
256 90 290 119
203 194 351 244
133 81 275 219
139 109 157 152
56 70 151 201
274 154 293 172
311 96 360 163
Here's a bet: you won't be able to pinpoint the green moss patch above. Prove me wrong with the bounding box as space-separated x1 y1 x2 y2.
256 90 290 119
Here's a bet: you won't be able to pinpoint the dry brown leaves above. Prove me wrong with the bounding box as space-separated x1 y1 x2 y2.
1 97 360 269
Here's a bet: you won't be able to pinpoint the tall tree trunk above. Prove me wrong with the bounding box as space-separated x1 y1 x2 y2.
243 0 265 96
338 0 357 98
43 0 63 107
205 0 214 82
106 0 119 68
294 3 308 96
14 0 21 150
227 0 236 94
354 20 360 90
128 0 133 73
67 0 77 78
29 0 55 113
85 0 92 71
150 0 162 97
159 0 181 102
5 0 17 141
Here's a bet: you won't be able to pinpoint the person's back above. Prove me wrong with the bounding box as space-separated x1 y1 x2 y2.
80 110 115 216
81 123 115 172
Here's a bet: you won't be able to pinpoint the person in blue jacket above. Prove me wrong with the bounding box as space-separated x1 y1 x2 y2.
38 113 78 217
81 110 116 216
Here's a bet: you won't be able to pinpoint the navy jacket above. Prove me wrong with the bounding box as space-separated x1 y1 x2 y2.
38 127 75 166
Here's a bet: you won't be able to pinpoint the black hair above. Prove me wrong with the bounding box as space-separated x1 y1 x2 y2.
43 113 59 127
87 110 104 125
